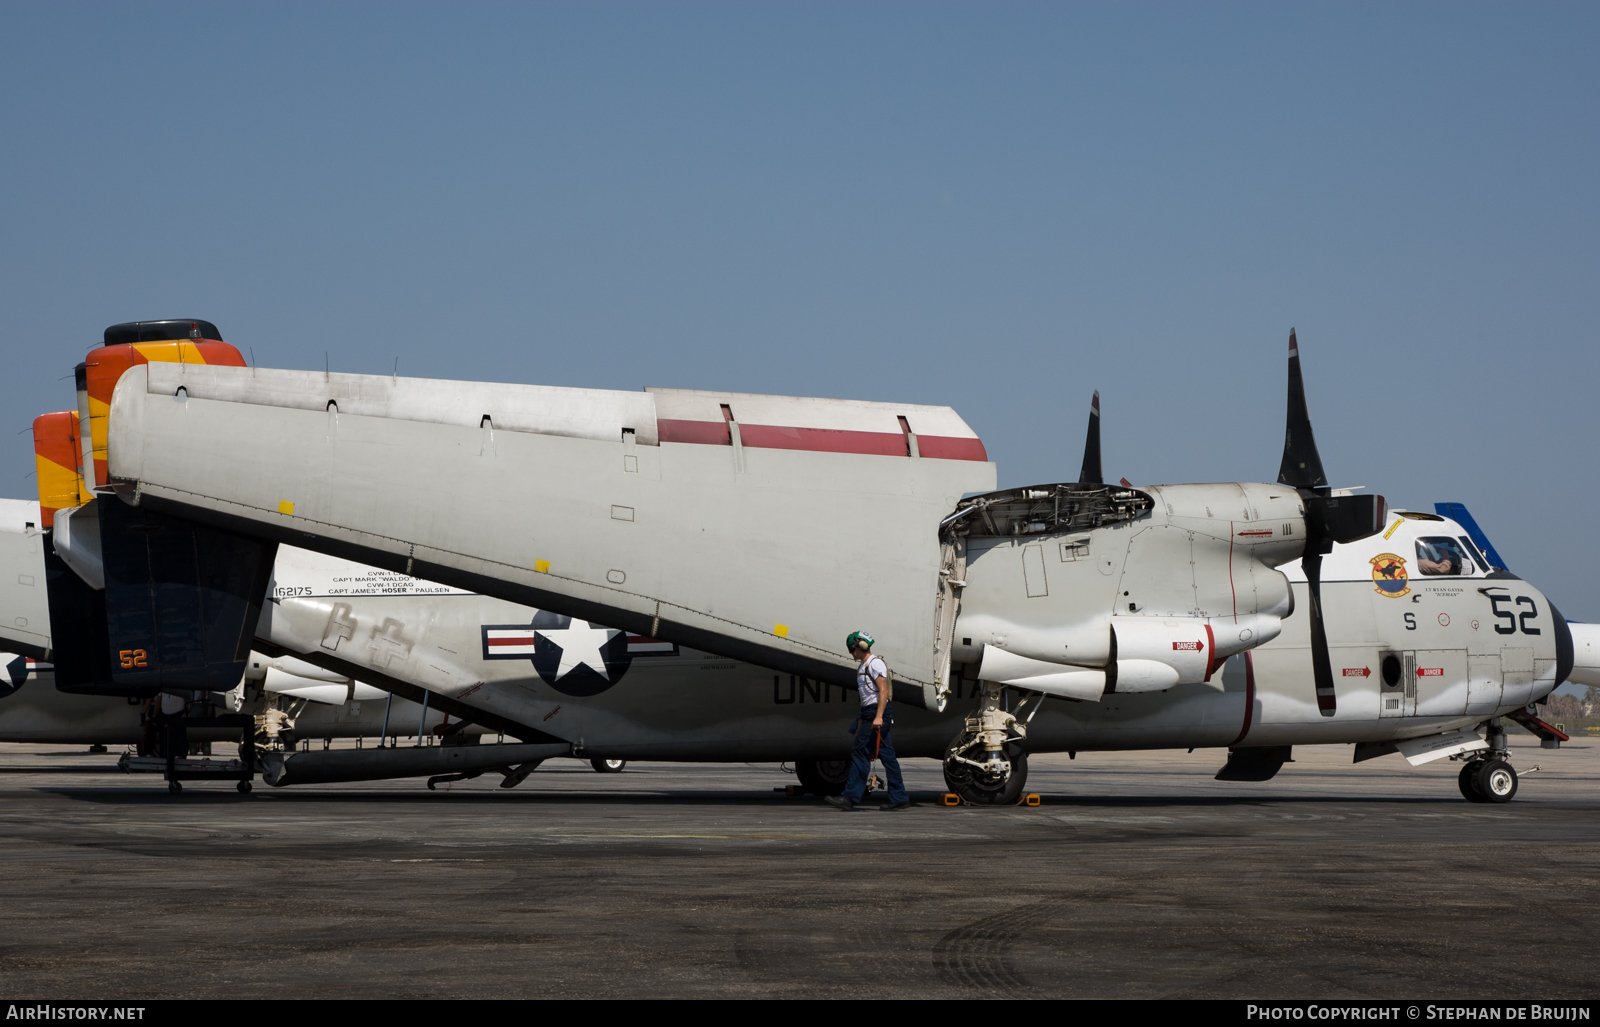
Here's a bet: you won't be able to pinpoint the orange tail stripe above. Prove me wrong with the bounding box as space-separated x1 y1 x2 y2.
32 410 90 527
83 338 246 485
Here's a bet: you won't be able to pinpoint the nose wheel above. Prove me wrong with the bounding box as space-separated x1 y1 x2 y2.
943 745 1028 805
943 681 1031 805
1458 758 1518 803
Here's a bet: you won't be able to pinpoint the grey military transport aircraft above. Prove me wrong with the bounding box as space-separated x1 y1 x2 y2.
7 489 1586 803
5 320 1581 802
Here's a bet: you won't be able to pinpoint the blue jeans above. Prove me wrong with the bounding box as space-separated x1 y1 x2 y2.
844 705 908 804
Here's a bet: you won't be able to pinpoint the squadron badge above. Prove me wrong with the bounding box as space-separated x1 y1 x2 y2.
1370 553 1410 598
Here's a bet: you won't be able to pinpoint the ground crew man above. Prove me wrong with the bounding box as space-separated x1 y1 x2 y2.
825 631 910 811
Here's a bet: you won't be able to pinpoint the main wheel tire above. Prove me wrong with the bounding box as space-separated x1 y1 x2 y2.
1458 762 1487 802
590 758 626 773
1475 758 1518 803
794 759 851 797
943 747 1028 806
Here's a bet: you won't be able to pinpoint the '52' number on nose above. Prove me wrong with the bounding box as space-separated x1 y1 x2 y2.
1486 594 1540 635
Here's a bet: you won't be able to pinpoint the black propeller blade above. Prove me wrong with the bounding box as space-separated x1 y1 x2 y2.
1079 390 1102 485
1278 330 1327 490
1276 329 1386 718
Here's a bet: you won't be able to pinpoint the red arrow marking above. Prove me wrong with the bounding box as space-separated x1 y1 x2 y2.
1236 530 1273 538
1417 667 1444 677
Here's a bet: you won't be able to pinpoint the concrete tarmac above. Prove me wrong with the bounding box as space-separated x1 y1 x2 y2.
1 740 1598 999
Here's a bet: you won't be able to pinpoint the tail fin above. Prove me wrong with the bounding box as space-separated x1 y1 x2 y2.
43 321 269 696
31 411 92 528
82 323 243 487
1434 503 1508 572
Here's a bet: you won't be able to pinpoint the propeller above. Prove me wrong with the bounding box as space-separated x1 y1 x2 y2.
1079 390 1102 485
1277 329 1386 717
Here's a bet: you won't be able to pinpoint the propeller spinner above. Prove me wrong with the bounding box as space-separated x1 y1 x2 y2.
1277 329 1386 717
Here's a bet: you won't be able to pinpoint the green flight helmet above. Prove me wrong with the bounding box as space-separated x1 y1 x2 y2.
846 630 875 653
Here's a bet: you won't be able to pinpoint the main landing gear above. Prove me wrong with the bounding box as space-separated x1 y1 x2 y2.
943 681 1030 805
794 759 850 797
1457 719 1519 804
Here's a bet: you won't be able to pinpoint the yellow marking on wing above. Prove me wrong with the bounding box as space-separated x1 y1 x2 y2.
278 500 295 516
774 623 789 638
534 559 550 573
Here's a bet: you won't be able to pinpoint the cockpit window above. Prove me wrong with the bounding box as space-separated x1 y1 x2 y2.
1415 536 1473 576
1457 536 1492 574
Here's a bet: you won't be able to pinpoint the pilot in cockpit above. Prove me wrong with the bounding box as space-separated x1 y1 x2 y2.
1416 537 1469 576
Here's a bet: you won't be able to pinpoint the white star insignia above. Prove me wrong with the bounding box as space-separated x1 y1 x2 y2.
537 620 622 680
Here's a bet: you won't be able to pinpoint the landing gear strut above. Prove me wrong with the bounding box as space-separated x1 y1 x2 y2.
943 681 1029 805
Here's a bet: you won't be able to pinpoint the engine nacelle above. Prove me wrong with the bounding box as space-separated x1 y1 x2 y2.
949 480 1303 685
1112 617 1209 686
1205 612 1285 664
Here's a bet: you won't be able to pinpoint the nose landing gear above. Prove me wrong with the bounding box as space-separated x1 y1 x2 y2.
942 681 1030 805
1457 719 1519 803
1459 758 1519 803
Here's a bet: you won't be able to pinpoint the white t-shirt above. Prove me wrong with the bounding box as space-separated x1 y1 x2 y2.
160 693 187 716
857 655 888 709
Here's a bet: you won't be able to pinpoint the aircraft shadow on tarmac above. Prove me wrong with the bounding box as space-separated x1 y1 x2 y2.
38 786 1467 808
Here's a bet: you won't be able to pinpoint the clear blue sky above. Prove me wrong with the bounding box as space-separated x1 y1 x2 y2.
3 3 1596 638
